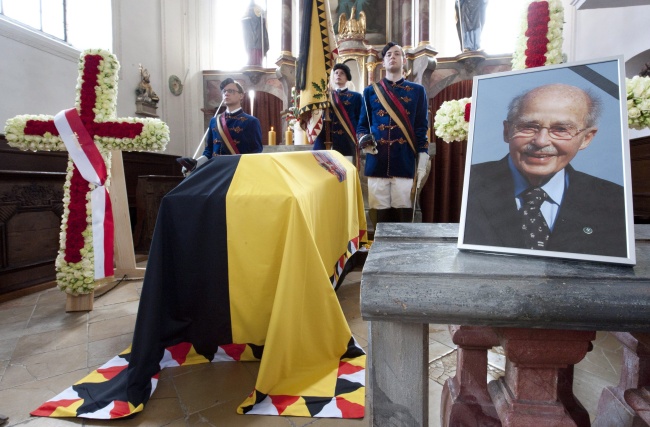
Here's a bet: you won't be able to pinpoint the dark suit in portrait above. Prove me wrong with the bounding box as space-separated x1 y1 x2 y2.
463 156 627 257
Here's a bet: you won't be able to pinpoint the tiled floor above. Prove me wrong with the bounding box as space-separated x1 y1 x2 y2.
0 267 623 426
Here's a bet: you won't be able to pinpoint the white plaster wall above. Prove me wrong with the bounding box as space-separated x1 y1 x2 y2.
569 4 650 138
0 18 80 129
570 5 650 64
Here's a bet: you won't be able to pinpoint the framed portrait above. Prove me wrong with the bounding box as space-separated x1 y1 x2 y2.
457 56 636 265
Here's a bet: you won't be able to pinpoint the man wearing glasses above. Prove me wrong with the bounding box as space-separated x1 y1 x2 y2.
463 83 627 257
181 78 263 175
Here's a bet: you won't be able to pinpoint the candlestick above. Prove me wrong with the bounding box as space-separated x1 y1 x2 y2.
285 127 293 145
268 126 276 146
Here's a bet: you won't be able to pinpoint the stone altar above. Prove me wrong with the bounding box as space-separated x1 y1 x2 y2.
361 223 650 426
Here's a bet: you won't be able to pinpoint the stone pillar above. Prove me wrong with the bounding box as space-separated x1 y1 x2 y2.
368 320 428 426
400 0 412 48
281 0 291 53
594 332 650 427
488 328 595 427
441 325 501 427
419 0 429 45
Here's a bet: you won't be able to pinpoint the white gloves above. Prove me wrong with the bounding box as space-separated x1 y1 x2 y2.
416 152 431 189
359 134 378 155
181 155 209 177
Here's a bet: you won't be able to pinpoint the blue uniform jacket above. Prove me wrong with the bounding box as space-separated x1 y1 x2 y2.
313 88 362 157
357 78 429 178
202 109 263 157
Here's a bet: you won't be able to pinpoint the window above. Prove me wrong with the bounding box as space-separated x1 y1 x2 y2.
481 0 529 54
0 0 111 51
212 0 280 70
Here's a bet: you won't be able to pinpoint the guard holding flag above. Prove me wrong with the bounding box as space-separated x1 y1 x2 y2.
313 63 362 166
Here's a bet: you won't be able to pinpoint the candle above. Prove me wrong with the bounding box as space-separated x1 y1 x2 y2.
285 127 293 145
268 126 276 146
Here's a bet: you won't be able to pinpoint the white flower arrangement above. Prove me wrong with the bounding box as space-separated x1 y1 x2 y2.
627 76 650 130
4 49 170 295
511 0 565 71
433 98 471 143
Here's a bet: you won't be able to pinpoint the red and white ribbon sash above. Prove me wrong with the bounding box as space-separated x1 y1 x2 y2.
54 108 114 280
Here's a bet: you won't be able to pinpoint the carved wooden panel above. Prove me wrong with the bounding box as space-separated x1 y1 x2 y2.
0 171 65 296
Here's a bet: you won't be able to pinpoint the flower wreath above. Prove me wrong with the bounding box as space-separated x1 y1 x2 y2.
4 49 170 295
627 75 650 130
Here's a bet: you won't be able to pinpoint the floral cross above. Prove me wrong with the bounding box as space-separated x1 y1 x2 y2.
4 49 169 295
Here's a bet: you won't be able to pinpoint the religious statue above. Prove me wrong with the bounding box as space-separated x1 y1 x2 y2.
338 6 366 40
334 0 385 45
455 0 488 52
135 64 160 105
242 0 269 66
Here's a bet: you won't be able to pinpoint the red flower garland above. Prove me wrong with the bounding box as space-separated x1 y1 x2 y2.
524 1 550 69
464 103 472 122
64 168 90 262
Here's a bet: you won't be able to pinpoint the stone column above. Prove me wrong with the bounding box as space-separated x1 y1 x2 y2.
594 332 650 426
488 328 595 427
281 0 291 53
419 0 430 45
400 0 412 48
441 325 501 427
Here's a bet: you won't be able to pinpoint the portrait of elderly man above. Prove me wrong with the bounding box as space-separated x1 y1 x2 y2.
463 82 628 257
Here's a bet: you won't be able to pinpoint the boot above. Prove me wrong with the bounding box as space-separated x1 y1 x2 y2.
375 208 396 224
396 208 413 223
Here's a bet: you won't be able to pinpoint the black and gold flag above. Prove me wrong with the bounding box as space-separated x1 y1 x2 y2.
296 0 337 144
32 151 367 420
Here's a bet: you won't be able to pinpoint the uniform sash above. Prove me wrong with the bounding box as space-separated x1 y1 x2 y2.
330 90 360 169
217 113 241 155
373 80 417 154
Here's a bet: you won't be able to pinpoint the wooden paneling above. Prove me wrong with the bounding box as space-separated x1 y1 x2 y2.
0 170 64 296
631 135 650 222
0 135 183 298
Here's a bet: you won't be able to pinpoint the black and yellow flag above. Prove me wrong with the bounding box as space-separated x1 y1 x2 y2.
31 151 367 420
296 0 337 144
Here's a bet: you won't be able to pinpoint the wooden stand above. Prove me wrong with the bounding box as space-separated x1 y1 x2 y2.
66 292 94 311
65 151 145 312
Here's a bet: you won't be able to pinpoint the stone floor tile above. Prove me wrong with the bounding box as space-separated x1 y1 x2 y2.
87 333 134 367
92 281 143 308
0 368 89 425
88 313 136 343
88 299 140 324
24 304 87 337
428 329 455 349
429 350 457 387
1 344 87 390
0 292 40 309
429 378 444 427
428 340 455 364
0 360 8 380
576 332 623 385
194 403 294 426
174 362 256 415
0 337 18 362
11 323 88 359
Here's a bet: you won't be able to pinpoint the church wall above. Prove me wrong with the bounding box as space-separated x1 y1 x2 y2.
570 4 650 139
0 18 79 131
